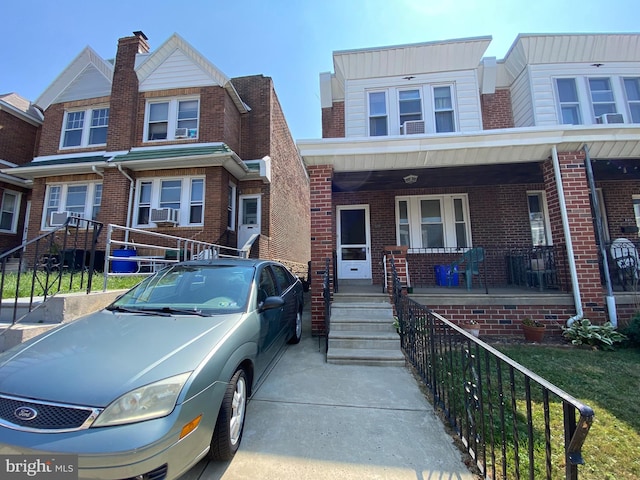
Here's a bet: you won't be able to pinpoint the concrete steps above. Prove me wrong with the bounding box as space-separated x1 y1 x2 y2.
327 299 405 367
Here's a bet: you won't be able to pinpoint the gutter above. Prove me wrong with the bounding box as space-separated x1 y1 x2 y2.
551 146 583 326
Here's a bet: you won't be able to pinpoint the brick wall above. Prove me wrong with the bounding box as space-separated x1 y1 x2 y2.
0 110 39 164
598 179 640 240
322 102 345 138
480 89 514 129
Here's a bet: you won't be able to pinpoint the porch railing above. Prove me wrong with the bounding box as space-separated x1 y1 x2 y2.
603 238 640 292
390 258 594 479
0 218 103 325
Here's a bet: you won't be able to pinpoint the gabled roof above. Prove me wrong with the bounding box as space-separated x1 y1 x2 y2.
136 33 249 113
0 93 43 125
35 46 114 111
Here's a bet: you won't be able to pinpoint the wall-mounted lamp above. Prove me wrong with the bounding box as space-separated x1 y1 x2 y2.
403 174 418 184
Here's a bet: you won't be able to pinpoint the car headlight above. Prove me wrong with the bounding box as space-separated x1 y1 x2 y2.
92 372 192 427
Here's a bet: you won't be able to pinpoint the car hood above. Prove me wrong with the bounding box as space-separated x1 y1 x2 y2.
0 310 245 407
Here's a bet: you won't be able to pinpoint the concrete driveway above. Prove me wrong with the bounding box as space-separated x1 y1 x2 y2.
179 306 475 480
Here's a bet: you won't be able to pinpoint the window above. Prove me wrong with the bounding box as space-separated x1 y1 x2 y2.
399 90 422 127
624 78 640 123
396 195 470 250
134 176 205 226
633 196 640 233
145 98 199 141
433 86 455 133
588 78 617 118
556 78 582 125
0 190 20 233
227 183 236 230
527 192 552 246
368 91 388 136
42 182 102 228
61 108 109 148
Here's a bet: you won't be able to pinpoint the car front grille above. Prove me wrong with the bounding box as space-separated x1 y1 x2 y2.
0 394 101 432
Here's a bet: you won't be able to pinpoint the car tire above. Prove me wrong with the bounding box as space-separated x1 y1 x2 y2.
209 368 247 461
288 309 302 344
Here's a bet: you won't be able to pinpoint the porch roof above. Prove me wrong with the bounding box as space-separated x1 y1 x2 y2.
298 124 640 173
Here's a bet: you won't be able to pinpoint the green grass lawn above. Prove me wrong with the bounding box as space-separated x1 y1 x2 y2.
496 344 640 480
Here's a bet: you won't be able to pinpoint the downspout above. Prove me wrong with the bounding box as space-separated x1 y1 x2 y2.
91 166 104 178
551 146 583 326
116 163 135 244
583 145 617 327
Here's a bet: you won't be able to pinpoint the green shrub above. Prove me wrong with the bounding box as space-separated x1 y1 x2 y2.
562 319 627 350
621 313 640 348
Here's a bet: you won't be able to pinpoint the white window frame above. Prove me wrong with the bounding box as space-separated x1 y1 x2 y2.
431 85 456 133
228 182 237 231
41 182 102 229
588 77 618 119
143 96 200 142
527 191 553 246
133 176 205 227
395 194 471 251
555 77 583 125
623 77 640 123
633 195 640 235
398 89 423 128
0 190 21 233
60 107 109 149
367 91 388 136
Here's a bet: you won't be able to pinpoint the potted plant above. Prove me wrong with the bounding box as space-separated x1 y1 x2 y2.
461 319 480 337
522 318 546 342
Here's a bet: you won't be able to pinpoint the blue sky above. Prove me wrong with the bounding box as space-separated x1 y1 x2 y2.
2 0 639 140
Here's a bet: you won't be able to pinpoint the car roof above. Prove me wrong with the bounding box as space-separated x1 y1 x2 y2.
177 258 275 268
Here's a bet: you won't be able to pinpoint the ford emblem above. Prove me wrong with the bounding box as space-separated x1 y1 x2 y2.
14 406 38 421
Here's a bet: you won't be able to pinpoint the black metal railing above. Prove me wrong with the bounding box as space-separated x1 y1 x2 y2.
322 258 331 354
390 258 594 479
0 218 103 325
603 238 640 292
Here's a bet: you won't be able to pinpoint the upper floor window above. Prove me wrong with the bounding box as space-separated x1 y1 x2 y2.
42 182 102 229
134 176 205 227
396 194 470 250
61 108 109 148
556 78 582 125
399 90 422 127
368 92 388 136
0 190 20 233
588 78 617 118
527 191 552 246
433 86 455 133
624 78 640 123
145 98 199 141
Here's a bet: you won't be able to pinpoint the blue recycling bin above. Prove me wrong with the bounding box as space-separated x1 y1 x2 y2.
434 265 458 286
111 249 138 273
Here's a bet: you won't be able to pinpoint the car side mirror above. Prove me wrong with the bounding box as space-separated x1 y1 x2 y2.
259 296 284 312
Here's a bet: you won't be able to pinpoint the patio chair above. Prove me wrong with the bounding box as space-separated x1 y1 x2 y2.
610 238 639 291
449 247 484 290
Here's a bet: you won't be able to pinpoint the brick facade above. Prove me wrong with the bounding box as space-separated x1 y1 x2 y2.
322 102 345 138
480 89 515 130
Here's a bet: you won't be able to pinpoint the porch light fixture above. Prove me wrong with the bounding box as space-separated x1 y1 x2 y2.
403 174 418 184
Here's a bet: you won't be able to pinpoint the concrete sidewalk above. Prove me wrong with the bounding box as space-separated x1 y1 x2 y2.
179 307 475 480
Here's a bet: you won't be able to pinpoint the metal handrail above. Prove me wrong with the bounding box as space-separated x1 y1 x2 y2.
322 258 331 354
389 257 594 479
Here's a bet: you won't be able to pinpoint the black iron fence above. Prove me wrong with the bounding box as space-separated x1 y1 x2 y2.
390 258 594 479
0 218 103 325
322 257 331 353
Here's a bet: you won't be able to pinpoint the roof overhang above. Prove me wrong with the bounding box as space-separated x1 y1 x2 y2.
298 125 640 172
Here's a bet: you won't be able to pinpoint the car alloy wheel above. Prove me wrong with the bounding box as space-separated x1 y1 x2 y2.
210 368 247 460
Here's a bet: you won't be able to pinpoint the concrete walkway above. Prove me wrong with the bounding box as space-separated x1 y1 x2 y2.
179 307 475 480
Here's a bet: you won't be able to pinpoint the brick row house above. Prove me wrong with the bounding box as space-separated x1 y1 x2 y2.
0 93 42 253
298 33 640 336
3 32 310 277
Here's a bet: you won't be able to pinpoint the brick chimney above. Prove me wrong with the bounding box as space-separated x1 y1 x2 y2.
106 31 149 151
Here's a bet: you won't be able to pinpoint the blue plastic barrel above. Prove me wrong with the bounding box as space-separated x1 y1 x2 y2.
111 249 137 273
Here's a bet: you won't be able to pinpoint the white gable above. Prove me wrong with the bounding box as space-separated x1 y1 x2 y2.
57 64 113 102
139 48 217 91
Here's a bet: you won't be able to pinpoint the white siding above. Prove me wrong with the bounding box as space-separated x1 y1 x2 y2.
140 49 217 92
511 67 535 127
56 65 112 103
344 70 483 137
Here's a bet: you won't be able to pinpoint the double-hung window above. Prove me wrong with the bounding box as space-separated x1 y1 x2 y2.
145 97 200 141
588 78 617 118
42 182 102 228
433 86 455 133
0 190 20 233
527 192 552 246
399 90 422 129
228 182 237 230
624 78 640 123
556 78 582 124
396 195 470 250
61 107 109 148
368 91 388 136
135 177 205 227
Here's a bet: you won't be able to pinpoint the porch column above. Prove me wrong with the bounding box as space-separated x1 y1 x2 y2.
309 165 334 336
543 150 607 322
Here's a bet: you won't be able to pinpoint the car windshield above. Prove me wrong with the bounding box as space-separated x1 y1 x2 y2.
109 264 255 315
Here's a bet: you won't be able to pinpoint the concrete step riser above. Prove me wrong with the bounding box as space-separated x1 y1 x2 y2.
331 311 394 321
329 338 400 350
330 323 395 332
327 358 406 367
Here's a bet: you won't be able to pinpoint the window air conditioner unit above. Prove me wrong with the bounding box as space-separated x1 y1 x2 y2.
175 128 189 138
150 208 179 225
401 120 425 135
596 113 624 124
50 211 83 227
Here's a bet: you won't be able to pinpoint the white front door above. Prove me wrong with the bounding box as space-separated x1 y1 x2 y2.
337 205 372 280
238 195 261 249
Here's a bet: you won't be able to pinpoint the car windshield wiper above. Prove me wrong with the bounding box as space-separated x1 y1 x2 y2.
145 307 211 317
106 305 171 316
